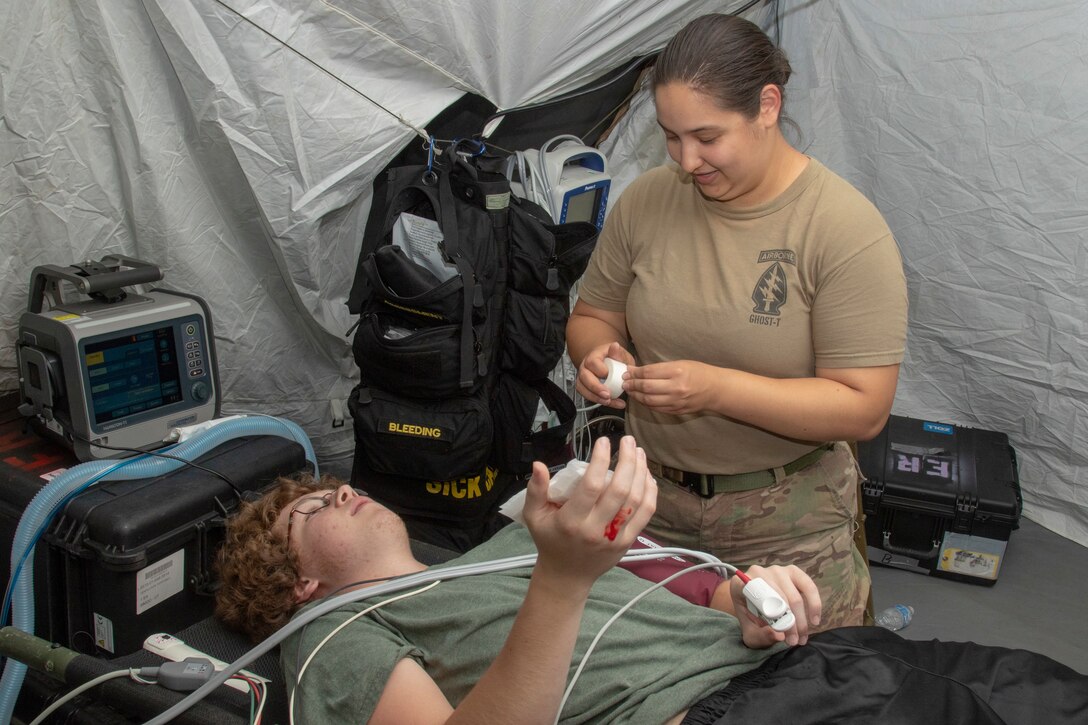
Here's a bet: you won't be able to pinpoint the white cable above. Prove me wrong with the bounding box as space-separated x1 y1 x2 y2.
142 546 728 724
554 561 730 723
142 554 536 725
573 413 625 461
250 680 267 724
288 580 442 724
29 669 137 725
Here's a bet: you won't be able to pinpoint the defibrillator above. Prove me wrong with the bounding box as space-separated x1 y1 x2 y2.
16 254 220 461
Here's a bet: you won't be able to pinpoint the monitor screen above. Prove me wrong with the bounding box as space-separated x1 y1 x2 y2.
84 326 184 425
563 186 602 225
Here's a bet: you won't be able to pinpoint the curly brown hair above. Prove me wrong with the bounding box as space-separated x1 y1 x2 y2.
214 473 339 642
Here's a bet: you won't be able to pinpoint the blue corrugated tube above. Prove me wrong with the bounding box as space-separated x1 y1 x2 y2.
0 416 317 724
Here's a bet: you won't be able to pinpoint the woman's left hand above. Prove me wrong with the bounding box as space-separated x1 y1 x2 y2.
622 360 719 415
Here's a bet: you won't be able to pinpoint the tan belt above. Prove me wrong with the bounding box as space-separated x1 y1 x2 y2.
648 444 834 498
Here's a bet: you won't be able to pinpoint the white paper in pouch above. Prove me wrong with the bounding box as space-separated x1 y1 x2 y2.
391 213 457 282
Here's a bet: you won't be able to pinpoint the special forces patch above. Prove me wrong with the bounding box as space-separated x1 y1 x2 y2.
751 262 788 317
750 248 796 327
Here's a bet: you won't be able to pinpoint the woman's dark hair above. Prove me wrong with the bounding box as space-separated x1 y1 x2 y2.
652 13 792 120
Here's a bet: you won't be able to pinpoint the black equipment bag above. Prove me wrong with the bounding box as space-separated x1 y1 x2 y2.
347 144 597 537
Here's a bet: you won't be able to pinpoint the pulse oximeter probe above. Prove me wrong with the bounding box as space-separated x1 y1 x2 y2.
738 573 797 632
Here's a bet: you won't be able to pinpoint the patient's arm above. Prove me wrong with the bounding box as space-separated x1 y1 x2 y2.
370 435 657 725
371 659 454 723
369 568 599 725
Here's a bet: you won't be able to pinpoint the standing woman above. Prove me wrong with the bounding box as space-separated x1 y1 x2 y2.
566 13 908 629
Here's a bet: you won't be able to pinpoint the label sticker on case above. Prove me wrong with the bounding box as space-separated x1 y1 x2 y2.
94 612 115 653
938 533 1006 580
136 549 184 615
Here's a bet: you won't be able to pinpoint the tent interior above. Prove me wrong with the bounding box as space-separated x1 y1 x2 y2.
1 0 1087 721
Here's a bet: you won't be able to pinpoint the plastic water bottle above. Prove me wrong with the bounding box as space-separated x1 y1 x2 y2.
875 604 914 631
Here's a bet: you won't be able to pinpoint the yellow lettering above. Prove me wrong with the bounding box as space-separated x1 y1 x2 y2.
423 467 501 499
386 422 442 439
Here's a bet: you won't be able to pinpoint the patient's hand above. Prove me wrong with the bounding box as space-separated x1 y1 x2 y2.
522 435 657 592
727 565 822 648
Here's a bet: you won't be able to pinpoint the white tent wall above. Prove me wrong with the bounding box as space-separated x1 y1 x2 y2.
0 0 738 470
2 0 1085 546
771 0 1088 547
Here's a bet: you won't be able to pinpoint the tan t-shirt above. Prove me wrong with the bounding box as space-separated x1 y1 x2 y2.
578 159 908 473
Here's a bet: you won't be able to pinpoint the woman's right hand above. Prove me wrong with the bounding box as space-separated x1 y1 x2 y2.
576 342 635 409
729 564 822 649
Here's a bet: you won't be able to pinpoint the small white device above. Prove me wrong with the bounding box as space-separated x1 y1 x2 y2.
144 633 267 693
507 134 611 230
601 358 627 398
742 577 796 632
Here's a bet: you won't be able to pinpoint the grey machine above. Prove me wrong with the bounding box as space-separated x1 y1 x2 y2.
16 255 220 461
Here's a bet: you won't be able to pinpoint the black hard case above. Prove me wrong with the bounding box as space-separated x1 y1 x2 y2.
857 415 1021 585
0 424 307 656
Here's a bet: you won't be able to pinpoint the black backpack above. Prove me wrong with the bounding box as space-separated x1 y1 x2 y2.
346 145 597 534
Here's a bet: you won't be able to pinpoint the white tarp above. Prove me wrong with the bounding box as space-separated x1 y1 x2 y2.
776 0 1088 546
1 0 1085 546
0 0 735 469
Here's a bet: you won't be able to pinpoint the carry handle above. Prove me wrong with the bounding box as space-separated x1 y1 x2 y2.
28 255 162 313
882 531 941 560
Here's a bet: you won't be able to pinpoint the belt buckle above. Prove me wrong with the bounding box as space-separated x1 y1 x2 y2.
685 472 715 498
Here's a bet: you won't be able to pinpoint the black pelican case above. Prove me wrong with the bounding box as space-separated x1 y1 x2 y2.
857 415 1021 585
0 417 307 656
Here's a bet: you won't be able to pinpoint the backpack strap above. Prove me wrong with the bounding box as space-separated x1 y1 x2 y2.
435 165 482 390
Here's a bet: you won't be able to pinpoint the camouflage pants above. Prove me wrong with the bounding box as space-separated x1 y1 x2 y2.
643 441 869 630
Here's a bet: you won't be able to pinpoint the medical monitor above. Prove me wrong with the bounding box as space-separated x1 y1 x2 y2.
17 256 220 461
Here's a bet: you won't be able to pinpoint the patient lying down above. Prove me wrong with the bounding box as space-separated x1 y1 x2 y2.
216 436 1087 724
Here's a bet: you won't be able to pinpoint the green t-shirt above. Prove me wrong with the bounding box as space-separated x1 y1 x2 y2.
280 525 778 724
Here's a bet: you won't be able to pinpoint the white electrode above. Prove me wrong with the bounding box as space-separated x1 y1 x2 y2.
601 358 627 398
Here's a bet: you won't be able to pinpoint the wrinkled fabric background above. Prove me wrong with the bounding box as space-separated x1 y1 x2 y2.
2 0 1084 545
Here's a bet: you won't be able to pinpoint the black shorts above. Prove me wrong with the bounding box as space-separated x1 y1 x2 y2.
682 626 1088 725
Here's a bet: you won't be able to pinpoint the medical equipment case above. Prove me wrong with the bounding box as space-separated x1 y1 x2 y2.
0 415 308 656
857 415 1021 584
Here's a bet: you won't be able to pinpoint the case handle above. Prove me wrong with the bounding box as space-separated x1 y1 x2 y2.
28 255 162 313
882 531 941 560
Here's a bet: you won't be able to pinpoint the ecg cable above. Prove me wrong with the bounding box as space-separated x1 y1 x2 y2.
141 546 737 724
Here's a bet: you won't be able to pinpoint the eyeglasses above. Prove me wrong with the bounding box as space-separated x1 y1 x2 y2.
285 491 334 550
